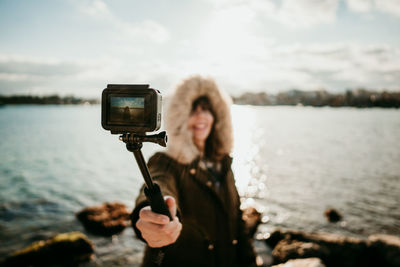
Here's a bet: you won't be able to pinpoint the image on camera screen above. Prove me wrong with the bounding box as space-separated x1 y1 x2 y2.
109 96 145 124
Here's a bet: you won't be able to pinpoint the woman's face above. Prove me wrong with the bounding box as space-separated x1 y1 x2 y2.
187 105 214 149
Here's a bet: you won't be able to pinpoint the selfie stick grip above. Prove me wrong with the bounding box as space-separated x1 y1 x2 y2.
144 184 173 221
129 147 172 221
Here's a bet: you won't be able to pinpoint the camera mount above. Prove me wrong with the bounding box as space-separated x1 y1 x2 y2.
119 131 172 220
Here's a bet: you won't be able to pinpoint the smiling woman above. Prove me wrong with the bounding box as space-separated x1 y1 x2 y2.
187 96 215 154
131 76 258 267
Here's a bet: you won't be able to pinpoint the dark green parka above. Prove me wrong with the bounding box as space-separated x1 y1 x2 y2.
131 76 257 267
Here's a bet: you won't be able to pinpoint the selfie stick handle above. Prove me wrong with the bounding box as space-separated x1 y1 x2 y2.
144 184 173 221
124 135 172 221
132 149 172 220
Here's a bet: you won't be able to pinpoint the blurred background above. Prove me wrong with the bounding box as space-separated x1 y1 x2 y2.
1 0 399 266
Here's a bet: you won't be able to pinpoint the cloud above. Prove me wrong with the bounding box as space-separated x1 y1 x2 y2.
192 41 400 93
1 42 399 97
194 0 400 92
1 0 399 97
78 0 169 43
80 0 111 18
206 0 340 29
374 0 400 17
0 54 181 97
267 43 400 91
346 0 400 17
158 42 400 95
210 0 400 29
0 56 84 93
276 0 339 28
121 20 170 44
346 0 373 13
0 55 100 96
0 59 82 77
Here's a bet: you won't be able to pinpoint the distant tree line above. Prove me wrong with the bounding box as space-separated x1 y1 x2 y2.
2 89 399 108
232 89 400 108
0 95 99 105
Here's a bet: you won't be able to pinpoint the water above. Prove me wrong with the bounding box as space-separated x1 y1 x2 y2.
0 105 399 265
231 106 400 239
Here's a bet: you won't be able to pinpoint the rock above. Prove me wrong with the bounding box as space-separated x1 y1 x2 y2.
76 202 131 236
323 208 342 223
265 229 285 249
272 257 326 267
265 229 370 267
0 232 94 267
264 229 400 267
272 239 329 264
368 234 400 267
242 207 262 238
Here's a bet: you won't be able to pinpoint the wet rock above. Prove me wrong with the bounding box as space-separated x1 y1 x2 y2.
368 234 400 267
264 229 400 267
272 239 329 264
323 208 342 223
242 207 262 238
272 257 326 267
265 229 285 249
263 230 360 266
0 232 94 267
76 202 131 236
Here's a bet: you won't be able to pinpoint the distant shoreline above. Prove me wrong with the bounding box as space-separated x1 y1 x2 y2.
232 89 400 108
0 95 99 105
1 88 400 108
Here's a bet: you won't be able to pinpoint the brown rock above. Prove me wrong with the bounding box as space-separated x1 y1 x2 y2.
263 229 400 267
266 229 370 267
265 229 285 248
323 208 342 223
0 232 94 267
242 207 262 238
272 239 329 264
272 257 326 267
76 202 131 236
368 234 400 267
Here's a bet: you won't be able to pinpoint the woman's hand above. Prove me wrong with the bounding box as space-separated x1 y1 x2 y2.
136 196 182 248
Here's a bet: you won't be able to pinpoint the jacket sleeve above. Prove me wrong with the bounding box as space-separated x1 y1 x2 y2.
236 205 258 267
131 153 181 242
230 172 257 267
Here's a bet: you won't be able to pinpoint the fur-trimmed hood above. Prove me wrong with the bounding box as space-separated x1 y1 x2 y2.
165 75 233 164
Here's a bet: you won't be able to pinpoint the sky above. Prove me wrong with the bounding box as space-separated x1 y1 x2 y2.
0 0 400 97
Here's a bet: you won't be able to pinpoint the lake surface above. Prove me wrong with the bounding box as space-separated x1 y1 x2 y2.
0 105 399 266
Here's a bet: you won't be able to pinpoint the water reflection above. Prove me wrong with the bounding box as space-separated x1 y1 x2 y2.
231 105 400 239
231 105 270 201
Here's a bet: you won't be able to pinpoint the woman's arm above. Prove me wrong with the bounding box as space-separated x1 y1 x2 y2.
135 196 182 248
131 153 182 245
236 206 258 267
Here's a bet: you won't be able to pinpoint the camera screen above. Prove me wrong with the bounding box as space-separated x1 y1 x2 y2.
108 96 145 125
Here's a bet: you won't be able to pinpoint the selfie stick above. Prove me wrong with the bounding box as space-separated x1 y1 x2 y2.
120 131 172 220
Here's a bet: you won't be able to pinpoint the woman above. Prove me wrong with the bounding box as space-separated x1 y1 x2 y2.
131 76 257 267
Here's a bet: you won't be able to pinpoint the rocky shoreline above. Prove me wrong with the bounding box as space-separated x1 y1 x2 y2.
1 202 399 267
0 232 94 267
264 229 400 267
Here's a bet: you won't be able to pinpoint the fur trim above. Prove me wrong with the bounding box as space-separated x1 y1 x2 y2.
165 75 233 164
